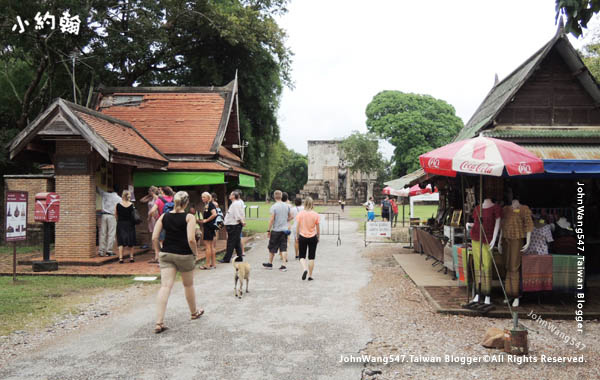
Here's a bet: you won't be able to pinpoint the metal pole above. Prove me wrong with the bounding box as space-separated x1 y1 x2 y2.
43 222 51 262
402 202 405 226
478 175 483 301
72 55 76 103
461 175 469 303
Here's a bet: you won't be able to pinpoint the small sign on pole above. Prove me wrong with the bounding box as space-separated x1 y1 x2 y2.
364 221 393 247
5 191 28 282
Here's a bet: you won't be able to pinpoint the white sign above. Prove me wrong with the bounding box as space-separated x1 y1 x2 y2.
366 221 391 239
5 191 28 242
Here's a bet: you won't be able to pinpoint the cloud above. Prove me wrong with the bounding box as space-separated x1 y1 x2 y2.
276 0 591 158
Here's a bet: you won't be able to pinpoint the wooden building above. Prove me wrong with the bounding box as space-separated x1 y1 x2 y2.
5 77 259 260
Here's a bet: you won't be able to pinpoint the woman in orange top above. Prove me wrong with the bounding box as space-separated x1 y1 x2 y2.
295 196 320 281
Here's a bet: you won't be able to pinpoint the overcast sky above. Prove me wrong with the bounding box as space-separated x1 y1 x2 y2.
276 0 598 159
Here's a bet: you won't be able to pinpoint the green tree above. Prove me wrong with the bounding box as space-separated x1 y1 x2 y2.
579 35 600 80
365 91 463 177
340 132 385 199
0 0 292 187
271 145 308 198
556 0 600 37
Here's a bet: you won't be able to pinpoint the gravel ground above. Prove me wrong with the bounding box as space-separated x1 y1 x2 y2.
359 244 600 380
0 283 157 368
0 220 371 379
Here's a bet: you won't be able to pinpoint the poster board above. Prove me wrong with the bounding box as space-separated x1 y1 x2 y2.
5 191 28 242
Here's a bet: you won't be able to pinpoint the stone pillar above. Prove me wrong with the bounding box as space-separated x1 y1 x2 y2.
54 141 96 259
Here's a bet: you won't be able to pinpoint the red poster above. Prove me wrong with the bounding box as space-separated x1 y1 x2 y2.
5 191 28 242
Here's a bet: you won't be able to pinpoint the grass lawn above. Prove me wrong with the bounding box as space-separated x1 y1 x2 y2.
0 244 51 256
346 204 439 231
346 204 438 222
0 276 158 336
242 202 325 235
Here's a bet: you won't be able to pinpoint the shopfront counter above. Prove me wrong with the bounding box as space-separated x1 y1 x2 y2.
458 250 581 293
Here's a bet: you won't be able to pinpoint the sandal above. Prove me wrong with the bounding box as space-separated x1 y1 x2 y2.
154 322 168 334
199 266 208 270
119 259 124 264
130 258 135 263
191 309 204 320
148 259 158 264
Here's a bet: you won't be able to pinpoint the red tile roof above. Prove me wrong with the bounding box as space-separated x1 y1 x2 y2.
228 165 260 177
98 93 225 155
219 146 242 162
74 111 166 163
167 160 259 177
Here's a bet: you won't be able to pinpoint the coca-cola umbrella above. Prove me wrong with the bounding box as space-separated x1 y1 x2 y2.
419 135 544 177
418 135 544 312
408 184 438 197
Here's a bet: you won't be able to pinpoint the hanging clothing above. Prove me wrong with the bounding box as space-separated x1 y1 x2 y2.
525 224 553 255
470 204 502 244
501 205 534 239
503 238 525 298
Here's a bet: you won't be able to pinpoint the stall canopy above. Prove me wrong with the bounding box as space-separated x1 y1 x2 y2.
385 169 427 190
518 144 600 174
134 171 225 187
410 192 439 218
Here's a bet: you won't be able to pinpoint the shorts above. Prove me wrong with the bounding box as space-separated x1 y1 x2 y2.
367 211 375 221
268 231 288 253
298 235 318 260
159 252 196 272
203 224 215 241
382 211 390 219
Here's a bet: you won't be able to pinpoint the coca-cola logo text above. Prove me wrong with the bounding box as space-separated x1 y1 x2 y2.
427 157 440 169
458 161 494 174
518 162 532 174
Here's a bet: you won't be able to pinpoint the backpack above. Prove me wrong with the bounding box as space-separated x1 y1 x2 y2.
159 196 174 215
382 200 391 210
212 207 224 230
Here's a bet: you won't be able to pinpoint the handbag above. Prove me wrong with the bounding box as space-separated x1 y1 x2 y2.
133 207 142 225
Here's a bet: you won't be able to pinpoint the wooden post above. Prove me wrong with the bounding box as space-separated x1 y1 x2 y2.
13 242 17 283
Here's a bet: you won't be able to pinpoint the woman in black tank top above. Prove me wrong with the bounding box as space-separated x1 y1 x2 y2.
151 191 203 333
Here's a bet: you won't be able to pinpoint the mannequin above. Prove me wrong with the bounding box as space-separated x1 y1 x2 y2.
499 199 533 307
470 198 502 305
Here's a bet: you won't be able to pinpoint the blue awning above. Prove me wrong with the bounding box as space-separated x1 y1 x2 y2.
543 159 600 174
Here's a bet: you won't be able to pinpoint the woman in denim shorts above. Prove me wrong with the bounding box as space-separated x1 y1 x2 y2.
152 191 204 333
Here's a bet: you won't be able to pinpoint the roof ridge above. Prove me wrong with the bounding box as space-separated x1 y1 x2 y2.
97 83 235 95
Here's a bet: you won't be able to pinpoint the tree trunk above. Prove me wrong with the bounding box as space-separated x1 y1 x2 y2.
16 56 48 130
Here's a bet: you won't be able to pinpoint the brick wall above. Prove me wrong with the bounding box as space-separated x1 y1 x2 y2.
54 141 96 259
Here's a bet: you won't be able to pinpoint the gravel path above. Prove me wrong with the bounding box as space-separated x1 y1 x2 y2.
359 244 600 380
0 219 372 380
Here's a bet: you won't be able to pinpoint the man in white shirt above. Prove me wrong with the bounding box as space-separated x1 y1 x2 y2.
220 190 246 263
97 186 122 257
363 196 375 222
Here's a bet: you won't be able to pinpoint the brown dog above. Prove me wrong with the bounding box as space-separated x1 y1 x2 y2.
233 257 250 298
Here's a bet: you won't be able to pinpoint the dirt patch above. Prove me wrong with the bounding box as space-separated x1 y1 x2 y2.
359 244 600 380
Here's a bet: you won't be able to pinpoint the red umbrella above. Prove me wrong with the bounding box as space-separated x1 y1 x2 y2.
382 186 394 195
408 184 438 196
419 136 544 177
